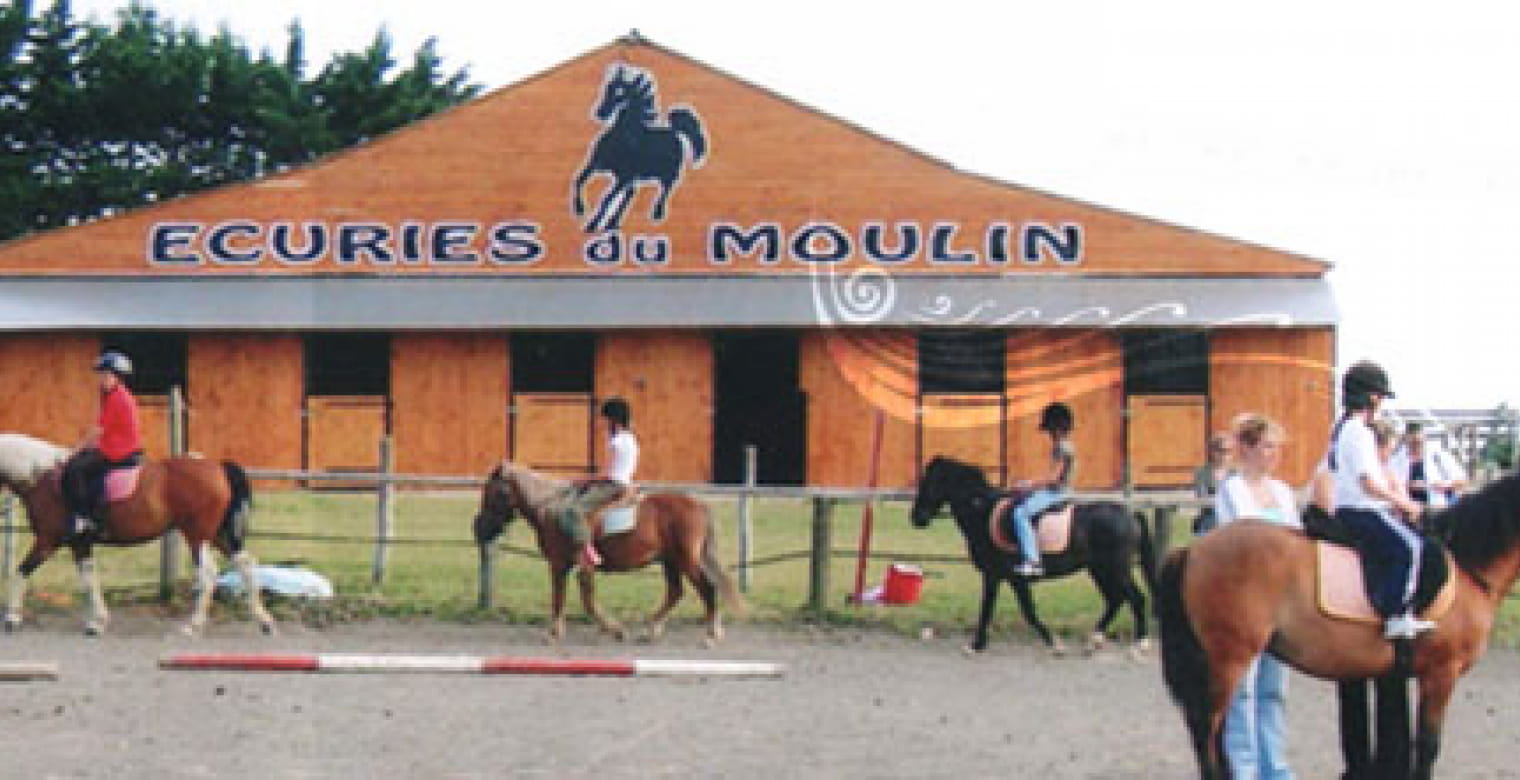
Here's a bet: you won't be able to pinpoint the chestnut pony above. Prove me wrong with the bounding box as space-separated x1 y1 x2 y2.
1158 472 1520 779
0 433 273 636
472 461 743 646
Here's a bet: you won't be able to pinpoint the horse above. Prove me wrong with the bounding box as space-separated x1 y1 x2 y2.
472 461 743 646
908 455 1161 655
0 433 274 636
1157 473 1520 779
570 65 707 233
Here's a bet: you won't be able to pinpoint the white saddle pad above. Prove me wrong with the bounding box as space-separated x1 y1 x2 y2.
601 505 637 535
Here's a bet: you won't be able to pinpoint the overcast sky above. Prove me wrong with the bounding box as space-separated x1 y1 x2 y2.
64 0 1520 411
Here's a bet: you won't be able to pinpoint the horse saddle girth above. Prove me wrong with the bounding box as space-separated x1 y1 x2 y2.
989 496 1073 556
1315 540 1456 625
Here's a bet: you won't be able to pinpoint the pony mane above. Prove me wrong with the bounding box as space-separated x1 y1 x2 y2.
1438 471 1520 575
0 433 69 493
495 461 570 511
927 455 993 490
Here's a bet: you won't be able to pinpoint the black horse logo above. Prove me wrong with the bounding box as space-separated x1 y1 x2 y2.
571 65 708 233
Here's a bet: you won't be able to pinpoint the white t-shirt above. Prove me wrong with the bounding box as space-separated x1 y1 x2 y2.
1330 416 1387 511
1215 473 1301 529
1387 443 1467 509
605 429 639 485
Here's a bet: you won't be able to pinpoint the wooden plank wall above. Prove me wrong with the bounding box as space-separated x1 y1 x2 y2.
1127 395 1208 488
799 331 918 488
1209 327 1335 485
1005 330 1124 490
0 334 99 445
137 395 175 458
391 333 508 478
920 394 1003 481
512 393 594 476
306 396 387 473
187 334 303 470
595 331 713 483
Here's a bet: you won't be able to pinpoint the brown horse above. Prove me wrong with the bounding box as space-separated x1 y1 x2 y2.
472 461 743 646
1157 472 1520 779
0 433 274 636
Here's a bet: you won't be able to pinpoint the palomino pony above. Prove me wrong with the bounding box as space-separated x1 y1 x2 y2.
473 461 742 646
1158 473 1520 779
909 456 1161 655
0 433 273 636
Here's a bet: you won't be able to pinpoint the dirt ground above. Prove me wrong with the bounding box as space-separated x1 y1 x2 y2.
3 613 1520 778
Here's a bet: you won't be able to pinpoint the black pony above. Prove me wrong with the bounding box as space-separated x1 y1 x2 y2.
910 455 1161 654
571 65 707 233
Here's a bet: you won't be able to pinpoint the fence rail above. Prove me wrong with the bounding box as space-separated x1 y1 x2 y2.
0 459 1202 617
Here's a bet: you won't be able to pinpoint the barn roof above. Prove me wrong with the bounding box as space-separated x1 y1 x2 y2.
0 35 1334 329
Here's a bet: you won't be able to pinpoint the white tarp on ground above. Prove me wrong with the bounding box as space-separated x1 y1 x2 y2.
216 565 333 599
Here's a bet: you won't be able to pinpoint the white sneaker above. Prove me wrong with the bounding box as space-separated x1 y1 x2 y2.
1384 614 1436 639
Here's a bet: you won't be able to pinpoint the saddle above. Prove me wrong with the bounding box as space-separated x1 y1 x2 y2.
104 465 142 504
1313 538 1455 626
589 485 642 537
989 494 1073 556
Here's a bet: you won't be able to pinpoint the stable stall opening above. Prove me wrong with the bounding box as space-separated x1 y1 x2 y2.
510 332 596 476
713 331 805 485
303 333 391 480
101 331 189 456
918 329 1006 482
1121 329 1209 488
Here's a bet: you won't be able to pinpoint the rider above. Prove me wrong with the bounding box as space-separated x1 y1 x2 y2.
1008 402 1076 577
63 350 143 540
558 397 639 570
1327 360 1430 639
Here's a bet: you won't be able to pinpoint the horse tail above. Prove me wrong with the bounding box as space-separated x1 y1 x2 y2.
669 107 707 165
1157 548 1214 760
698 501 746 617
218 461 253 555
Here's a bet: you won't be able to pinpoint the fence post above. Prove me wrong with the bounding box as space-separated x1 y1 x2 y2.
160 386 186 602
2 493 13 589
372 435 394 585
737 445 757 593
807 496 835 615
477 537 496 609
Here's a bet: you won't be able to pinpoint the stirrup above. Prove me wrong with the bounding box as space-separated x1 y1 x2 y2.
1383 614 1435 639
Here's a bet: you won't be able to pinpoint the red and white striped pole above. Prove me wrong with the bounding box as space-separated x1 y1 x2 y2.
160 653 784 678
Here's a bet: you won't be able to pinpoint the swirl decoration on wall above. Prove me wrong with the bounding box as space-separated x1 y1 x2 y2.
808 264 897 327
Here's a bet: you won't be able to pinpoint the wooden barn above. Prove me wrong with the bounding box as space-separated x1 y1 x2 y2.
0 35 1336 490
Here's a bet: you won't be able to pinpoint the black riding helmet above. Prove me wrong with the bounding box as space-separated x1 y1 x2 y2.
600 397 631 428
1342 360 1394 410
1038 402 1074 434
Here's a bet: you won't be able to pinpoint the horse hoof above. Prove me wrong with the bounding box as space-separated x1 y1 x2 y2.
259 621 278 637
1050 639 1069 658
3 616 20 633
1130 638 1153 660
83 623 104 637
1084 632 1107 656
961 644 983 656
180 623 202 638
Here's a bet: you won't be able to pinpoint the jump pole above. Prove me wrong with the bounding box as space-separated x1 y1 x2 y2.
0 662 60 681
850 409 886 604
159 653 784 678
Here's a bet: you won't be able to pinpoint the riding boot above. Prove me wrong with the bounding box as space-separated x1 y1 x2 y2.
1391 637 1415 678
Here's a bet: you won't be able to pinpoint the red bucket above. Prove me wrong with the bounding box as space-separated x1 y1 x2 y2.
882 563 924 605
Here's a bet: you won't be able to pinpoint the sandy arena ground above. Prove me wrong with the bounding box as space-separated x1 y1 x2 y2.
3 613 1520 778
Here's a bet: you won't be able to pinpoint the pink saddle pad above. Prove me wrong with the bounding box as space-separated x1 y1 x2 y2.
1315 541 1454 624
989 499 1073 555
104 466 141 503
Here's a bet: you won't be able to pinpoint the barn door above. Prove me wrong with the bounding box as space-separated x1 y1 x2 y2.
1127 394 1207 488
306 396 388 480
511 393 594 476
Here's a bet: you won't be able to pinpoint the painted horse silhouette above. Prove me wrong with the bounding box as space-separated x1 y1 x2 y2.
571 65 708 233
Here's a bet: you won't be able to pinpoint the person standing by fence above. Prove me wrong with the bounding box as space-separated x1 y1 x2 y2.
558 397 640 569
1192 432 1233 534
1389 422 1468 511
1215 412 1298 780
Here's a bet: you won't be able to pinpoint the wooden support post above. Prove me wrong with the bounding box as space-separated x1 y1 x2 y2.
160 386 186 603
807 497 835 615
372 435 394 585
737 445 757 593
477 538 496 610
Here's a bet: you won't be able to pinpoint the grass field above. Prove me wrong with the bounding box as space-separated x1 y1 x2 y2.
8 490 1520 646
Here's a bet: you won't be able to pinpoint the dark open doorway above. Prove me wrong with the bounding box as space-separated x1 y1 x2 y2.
713 331 806 485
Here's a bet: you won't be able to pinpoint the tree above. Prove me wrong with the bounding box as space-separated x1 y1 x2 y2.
0 1 481 243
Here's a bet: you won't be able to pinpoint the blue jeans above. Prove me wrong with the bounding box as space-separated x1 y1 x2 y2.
1011 488 1064 565
1224 654 1294 779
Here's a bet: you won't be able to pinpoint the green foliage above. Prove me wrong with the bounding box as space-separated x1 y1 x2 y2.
0 0 481 243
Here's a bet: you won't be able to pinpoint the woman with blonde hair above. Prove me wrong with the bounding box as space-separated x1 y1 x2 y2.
1215 412 1298 779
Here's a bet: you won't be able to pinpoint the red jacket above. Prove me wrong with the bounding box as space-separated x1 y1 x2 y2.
97 384 141 462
